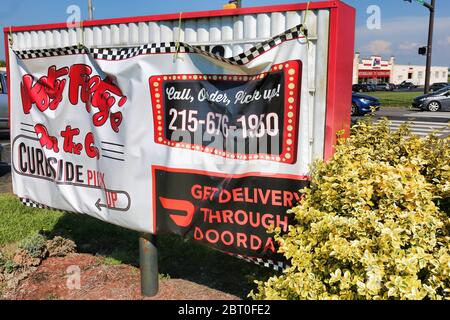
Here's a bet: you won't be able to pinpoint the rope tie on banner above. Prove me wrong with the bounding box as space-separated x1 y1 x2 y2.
77 20 85 50
8 26 13 47
174 12 184 62
300 1 311 47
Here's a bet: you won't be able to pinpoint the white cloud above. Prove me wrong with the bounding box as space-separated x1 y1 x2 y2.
398 42 420 51
438 36 450 46
363 40 392 55
357 16 450 39
356 16 450 66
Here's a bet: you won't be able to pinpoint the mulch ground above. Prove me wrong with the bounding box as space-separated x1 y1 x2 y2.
2 254 239 300
1 172 240 300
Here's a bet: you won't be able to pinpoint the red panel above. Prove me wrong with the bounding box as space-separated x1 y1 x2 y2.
149 61 301 165
324 2 356 161
3 34 11 136
4 1 338 33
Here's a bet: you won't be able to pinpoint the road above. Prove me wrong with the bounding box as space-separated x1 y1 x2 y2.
354 107 450 138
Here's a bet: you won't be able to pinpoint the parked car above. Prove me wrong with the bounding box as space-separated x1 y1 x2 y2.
352 84 372 93
374 83 392 91
412 86 450 112
0 72 7 130
352 92 381 116
366 83 377 92
430 82 450 92
397 81 417 91
388 83 397 91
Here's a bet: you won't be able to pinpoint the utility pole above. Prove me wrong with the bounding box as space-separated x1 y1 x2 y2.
424 0 435 94
88 0 94 20
403 0 436 94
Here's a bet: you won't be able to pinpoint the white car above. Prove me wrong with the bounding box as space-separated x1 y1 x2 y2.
0 72 8 129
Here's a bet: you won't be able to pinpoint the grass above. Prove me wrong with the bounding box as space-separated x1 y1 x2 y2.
0 193 274 298
0 194 64 245
364 91 421 108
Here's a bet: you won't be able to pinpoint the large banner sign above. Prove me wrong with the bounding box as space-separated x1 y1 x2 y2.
10 25 310 268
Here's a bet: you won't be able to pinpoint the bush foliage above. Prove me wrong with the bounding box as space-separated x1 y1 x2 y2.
252 119 450 300
18 233 47 259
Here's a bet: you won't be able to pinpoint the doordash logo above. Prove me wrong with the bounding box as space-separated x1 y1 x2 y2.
159 197 195 227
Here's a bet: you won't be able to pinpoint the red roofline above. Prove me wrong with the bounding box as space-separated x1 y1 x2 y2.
4 1 339 33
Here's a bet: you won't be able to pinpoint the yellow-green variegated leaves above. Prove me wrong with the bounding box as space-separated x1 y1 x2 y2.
251 119 450 300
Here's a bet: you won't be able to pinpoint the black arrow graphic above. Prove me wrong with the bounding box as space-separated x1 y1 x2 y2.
95 198 129 212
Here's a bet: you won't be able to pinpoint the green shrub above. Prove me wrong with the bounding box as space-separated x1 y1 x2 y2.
3 260 16 274
251 119 450 300
19 233 47 259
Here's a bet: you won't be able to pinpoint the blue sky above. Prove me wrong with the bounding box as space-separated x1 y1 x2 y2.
1 0 449 66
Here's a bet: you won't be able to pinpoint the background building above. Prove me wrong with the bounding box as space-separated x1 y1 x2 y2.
353 53 448 85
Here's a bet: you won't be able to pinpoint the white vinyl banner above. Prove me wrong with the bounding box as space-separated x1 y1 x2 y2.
10 25 311 266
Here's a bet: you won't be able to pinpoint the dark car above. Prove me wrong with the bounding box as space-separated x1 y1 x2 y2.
352 84 371 93
430 82 449 92
412 86 450 112
352 93 381 116
0 72 7 130
366 83 377 92
397 81 417 91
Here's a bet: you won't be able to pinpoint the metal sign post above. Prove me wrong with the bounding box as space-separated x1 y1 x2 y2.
139 234 159 297
88 0 94 20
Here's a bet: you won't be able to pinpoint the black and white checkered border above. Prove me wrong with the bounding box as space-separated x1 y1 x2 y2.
14 24 306 66
20 197 68 213
14 46 88 60
230 253 289 272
